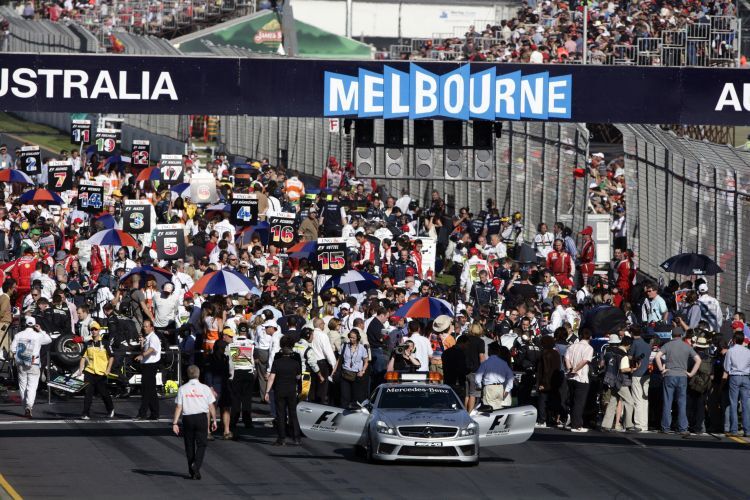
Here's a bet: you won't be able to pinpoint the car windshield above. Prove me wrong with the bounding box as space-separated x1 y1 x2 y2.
377 386 462 410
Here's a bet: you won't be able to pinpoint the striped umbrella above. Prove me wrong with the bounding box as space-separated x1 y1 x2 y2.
135 166 161 182
119 265 173 287
190 269 260 296
393 297 454 319
321 270 379 295
287 240 317 258
18 189 64 204
0 169 33 184
86 228 139 247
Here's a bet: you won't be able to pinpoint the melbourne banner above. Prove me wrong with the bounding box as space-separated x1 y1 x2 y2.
3 53 750 124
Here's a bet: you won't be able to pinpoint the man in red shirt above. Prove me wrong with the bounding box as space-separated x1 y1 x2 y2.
578 226 596 286
355 232 376 269
546 239 574 289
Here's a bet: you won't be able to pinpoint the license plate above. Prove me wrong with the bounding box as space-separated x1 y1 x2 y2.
414 441 443 447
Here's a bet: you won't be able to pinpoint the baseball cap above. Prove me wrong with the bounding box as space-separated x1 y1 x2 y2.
339 302 351 311
731 320 745 331
25 316 36 327
580 226 593 235
697 283 708 293
262 320 278 330
222 327 234 337
29 228 42 236
90 321 101 330
433 315 452 333
608 334 621 344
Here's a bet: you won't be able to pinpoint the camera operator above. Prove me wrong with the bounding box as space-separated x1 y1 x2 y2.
386 340 421 373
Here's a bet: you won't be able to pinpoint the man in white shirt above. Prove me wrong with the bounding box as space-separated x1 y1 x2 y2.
171 261 195 304
11 316 52 418
409 325 433 373
474 342 514 409
547 295 568 334
696 282 723 332
311 318 337 403
533 223 555 261
172 364 217 480
564 329 593 432
134 319 161 420
214 215 236 241
153 283 180 330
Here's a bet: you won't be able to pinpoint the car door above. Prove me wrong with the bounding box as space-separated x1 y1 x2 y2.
471 404 537 447
297 402 370 445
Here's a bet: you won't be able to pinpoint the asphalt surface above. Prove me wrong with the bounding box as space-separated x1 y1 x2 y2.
0 392 748 500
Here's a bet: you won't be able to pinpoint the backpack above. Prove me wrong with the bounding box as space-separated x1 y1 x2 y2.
118 290 140 318
688 358 712 394
603 350 625 390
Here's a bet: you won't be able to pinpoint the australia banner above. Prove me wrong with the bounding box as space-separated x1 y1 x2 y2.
2 53 750 124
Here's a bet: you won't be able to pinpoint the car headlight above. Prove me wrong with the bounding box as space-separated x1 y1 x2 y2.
376 420 395 435
459 422 478 437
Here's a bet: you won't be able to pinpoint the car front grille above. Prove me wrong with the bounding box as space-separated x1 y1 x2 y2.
398 426 457 438
398 446 459 457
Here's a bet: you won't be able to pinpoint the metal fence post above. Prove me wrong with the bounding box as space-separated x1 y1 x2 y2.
714 165 720 299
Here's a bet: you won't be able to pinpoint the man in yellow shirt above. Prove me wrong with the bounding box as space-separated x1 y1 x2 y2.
75 322 115 419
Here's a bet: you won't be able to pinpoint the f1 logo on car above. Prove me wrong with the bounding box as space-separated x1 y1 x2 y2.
487 414 511 435
312 411 341 432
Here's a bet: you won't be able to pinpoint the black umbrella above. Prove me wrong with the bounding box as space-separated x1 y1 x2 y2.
582 305 627 337
660 253 723 276
515 243 537 264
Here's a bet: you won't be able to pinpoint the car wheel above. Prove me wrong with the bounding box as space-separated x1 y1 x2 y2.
366 434 375 463
53 334 83 367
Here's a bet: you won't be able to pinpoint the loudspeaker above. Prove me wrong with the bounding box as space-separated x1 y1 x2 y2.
354 119 375 177
443 121 463 180
493 121 503 139
473 121 493 181
413 120 434 179
384 120 404 178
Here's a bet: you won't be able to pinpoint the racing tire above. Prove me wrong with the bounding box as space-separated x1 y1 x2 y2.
53 334 83 367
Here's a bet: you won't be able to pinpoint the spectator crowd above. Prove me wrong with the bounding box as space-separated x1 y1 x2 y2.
0 137 747 446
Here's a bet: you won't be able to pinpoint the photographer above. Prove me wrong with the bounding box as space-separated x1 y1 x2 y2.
386 340 420 373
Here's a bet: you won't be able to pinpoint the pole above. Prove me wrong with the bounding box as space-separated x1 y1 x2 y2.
346 0 353 38
582 2 588 64
737 18 742 67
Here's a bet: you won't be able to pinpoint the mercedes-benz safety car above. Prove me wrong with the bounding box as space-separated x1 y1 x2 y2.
297 372 536 464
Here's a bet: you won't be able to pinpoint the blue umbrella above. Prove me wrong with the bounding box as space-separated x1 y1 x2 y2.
170 183 190 198
321 270 379 295
93 213 116 229
236 222 270 246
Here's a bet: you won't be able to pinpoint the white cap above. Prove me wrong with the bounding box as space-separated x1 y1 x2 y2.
698 283 708 293
339 302 352 311
589 182 599 189
262 320 278 330
593 152 605 158
25 316 36 327
608 334 621 344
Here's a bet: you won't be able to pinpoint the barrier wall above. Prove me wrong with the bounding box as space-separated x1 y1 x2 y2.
619 124 750 313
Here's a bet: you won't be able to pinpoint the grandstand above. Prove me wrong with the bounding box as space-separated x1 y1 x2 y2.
384 4 740 67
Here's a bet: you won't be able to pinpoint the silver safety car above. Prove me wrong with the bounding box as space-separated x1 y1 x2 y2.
297 376 537 464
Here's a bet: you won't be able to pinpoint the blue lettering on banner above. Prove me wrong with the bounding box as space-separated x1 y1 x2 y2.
323 63 572 120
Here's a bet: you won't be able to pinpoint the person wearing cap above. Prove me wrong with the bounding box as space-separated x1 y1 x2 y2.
265 336 302 446
429 314 454 373
610 206 627 251
723 331 750 437
696 282 722 333
20 227 42 256
75 321 115 420
10 316 52 418
686 336 713 435
153 282 179 336
655 327 702 435
600 335 638 432
577 226 596 286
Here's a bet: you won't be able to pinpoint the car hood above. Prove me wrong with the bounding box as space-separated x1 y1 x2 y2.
375 409 472 428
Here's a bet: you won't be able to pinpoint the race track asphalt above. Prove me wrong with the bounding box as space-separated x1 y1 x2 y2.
0 396 747 499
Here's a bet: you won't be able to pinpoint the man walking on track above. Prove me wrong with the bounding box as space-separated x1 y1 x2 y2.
172 365 218 480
